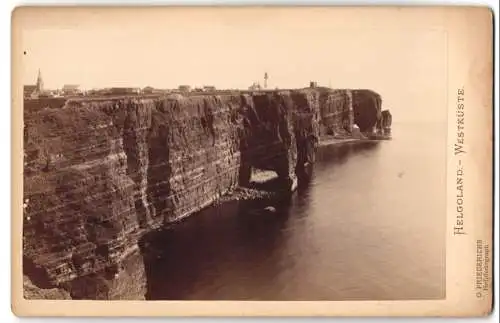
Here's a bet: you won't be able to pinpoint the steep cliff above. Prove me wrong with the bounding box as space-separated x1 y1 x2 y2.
351 89 382 133
23 90 320 299
304 88 382 137
317 89 354 137
23 88 389 299
241 90 320 189
23 101 146 298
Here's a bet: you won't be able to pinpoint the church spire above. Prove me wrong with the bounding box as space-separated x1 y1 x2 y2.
35 69 44 93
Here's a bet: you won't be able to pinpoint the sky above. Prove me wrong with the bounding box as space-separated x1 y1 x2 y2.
17 7 448 123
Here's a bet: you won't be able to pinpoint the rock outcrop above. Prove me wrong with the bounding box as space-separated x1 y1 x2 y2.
22 88 390 299
351 89 382 133
378 109 393 136
23 276 71 300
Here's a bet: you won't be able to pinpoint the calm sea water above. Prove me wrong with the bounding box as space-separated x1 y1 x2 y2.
143 122 447 300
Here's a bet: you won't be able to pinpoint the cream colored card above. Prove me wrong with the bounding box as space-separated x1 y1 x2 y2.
11 5 493 317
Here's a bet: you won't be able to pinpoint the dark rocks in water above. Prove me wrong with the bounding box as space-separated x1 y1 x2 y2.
264 206 277 213
246 205 277 217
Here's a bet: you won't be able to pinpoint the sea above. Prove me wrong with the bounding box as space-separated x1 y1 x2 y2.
143 121 447 301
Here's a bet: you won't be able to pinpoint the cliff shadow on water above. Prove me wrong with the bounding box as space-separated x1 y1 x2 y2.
315 141 380 169
138 141 380 300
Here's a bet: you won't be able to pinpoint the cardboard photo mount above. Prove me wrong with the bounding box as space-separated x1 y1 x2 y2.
11 5 494 317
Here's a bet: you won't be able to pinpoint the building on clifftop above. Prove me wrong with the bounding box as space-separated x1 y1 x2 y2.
178 85 191 92
62 84 82 96
248 82 261 91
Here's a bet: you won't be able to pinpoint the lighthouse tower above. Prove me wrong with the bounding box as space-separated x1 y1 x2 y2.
264 72 268 89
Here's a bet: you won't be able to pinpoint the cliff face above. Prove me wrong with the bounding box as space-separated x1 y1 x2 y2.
309 88 383 137
23 101 147 298
351 89 382 132
318 89 354 137
240 91 321 189
23 88 389 299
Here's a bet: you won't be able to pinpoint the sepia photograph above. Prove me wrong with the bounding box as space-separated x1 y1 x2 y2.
11 5 493 317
